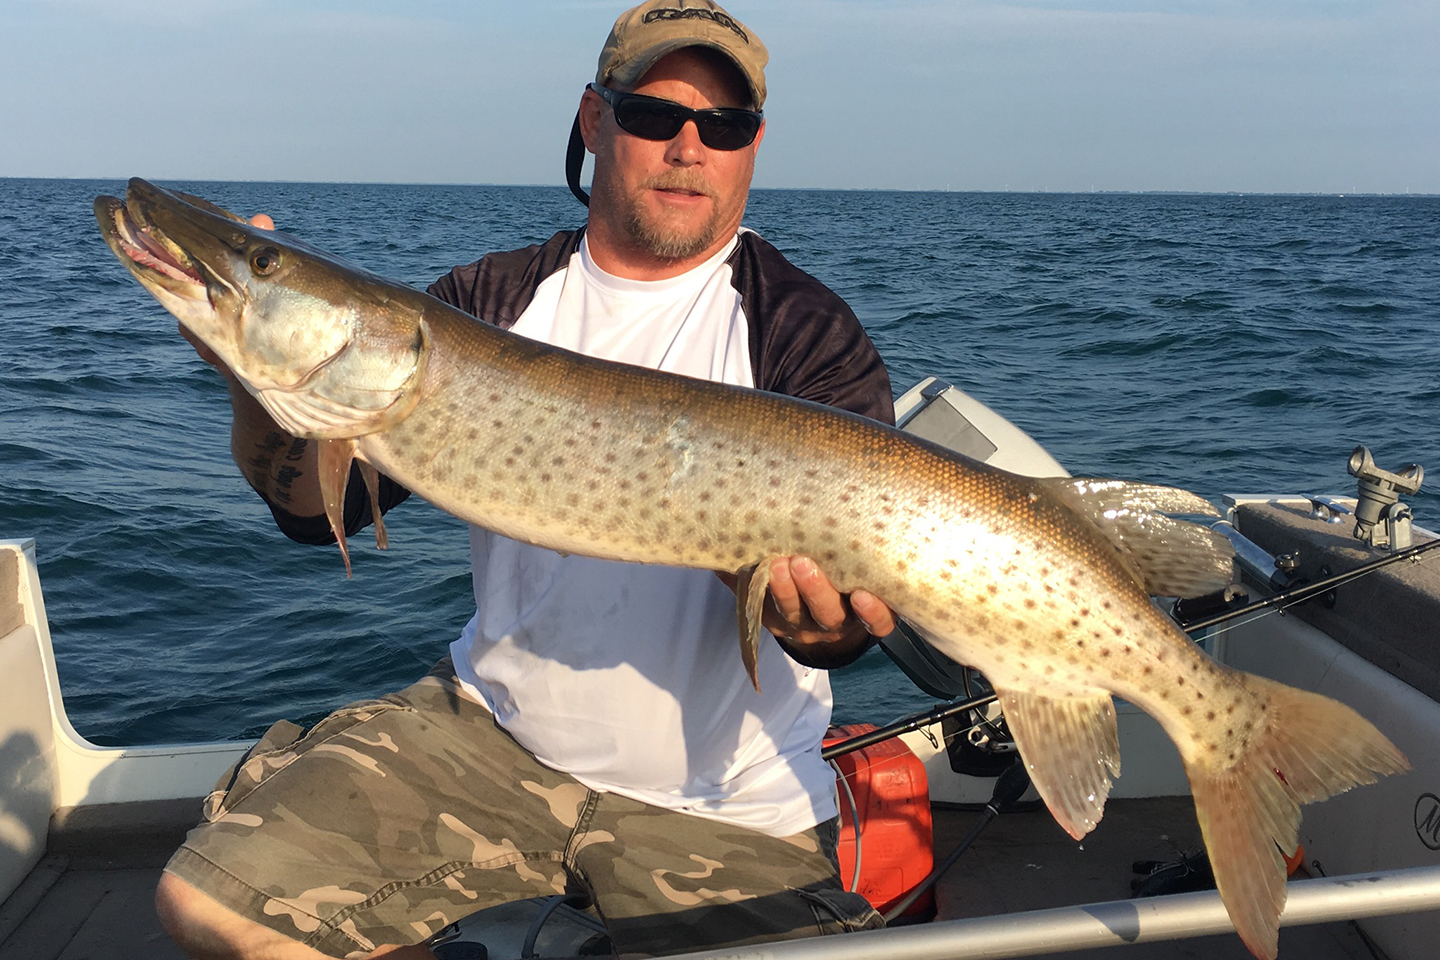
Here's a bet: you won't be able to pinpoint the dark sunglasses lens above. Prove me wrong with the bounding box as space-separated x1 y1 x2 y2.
615 101 686 141
697 115 760 150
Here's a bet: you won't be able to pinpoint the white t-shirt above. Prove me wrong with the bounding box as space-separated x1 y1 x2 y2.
449 234 838 837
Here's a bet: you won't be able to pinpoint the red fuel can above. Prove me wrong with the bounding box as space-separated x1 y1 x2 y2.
824 724 935 922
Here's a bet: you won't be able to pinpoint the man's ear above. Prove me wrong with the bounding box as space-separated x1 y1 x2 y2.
578 88 606 154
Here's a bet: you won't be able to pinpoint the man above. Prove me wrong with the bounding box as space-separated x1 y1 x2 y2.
156 2 897 957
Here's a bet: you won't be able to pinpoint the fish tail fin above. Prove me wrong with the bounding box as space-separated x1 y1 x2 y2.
1184 672 1408 959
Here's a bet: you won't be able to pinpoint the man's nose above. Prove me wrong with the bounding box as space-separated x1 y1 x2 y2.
664 120 705 164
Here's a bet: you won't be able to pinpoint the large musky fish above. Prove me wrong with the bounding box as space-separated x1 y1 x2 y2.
96 179 1406 959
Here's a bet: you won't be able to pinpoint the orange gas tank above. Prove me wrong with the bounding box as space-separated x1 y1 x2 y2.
825 723 935 922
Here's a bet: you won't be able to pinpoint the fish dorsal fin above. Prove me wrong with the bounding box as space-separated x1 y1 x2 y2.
997 687 1120 839
1040 478 1234 598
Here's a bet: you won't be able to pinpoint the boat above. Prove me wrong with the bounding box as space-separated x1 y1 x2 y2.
4 379 1440 959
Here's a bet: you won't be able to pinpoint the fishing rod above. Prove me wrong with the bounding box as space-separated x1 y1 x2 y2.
822 691 998 762
1178 534 1440 634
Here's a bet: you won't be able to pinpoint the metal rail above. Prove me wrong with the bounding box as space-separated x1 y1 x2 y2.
661 865 1440 960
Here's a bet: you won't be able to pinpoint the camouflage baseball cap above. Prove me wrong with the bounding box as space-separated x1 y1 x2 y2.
597 0 768 109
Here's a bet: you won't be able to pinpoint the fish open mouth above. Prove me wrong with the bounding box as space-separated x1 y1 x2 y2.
101 198 205 288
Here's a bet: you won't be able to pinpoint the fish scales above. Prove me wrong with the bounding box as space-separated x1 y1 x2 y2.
95 180 1408 960
365 309 1266 779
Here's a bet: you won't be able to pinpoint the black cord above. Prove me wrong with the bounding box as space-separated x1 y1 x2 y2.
880 758 1032 922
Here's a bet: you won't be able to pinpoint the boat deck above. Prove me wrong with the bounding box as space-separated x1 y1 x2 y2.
0 797 1376 960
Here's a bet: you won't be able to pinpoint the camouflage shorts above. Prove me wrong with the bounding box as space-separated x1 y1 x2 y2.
165 659 882 957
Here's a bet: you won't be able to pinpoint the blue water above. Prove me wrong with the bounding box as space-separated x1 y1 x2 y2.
2 179 1438 746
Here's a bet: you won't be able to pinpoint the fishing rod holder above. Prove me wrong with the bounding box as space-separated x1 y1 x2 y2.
1347 446 1424 551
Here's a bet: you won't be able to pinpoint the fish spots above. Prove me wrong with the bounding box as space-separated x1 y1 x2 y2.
1176 675 1185 687
1024 598 1037 610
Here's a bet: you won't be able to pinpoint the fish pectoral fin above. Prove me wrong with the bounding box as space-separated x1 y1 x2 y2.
316 438 357 577
734 559 778 693
997 688 1120 840
1041 477 1235 598
356 460 388 550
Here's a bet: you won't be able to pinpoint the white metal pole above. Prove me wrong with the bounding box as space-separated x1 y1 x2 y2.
661 865 1440 960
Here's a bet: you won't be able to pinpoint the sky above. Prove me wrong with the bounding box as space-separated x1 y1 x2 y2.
2 0 1437 194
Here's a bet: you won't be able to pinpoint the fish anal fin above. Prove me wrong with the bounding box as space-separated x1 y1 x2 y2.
316 438 357 577
1040 477 1235 598
357 460 388 550
735 558 779 693
998 688 1120 840
1185 673 1408 960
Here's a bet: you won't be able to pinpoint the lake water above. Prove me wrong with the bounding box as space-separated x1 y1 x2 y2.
2 178 1437 744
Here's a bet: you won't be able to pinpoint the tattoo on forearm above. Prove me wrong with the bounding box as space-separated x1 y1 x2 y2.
247 431 307 504
274 465 303 504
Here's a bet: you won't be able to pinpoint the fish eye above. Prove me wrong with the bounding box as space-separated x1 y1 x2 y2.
250 248 281 276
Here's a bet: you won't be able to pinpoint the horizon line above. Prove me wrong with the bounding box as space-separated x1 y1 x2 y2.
3 175 1436 199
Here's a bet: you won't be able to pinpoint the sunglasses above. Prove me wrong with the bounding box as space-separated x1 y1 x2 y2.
588 83 763 151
